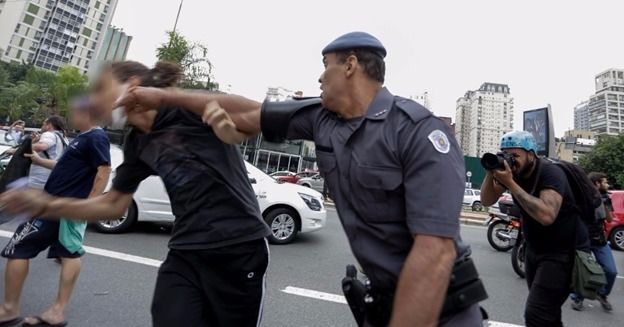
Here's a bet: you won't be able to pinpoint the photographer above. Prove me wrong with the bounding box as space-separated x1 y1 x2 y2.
480 131 589 327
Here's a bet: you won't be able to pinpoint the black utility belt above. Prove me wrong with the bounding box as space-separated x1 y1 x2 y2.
441 258 488 317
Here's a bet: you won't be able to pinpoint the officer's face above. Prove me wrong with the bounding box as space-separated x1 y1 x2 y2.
319 53 348 111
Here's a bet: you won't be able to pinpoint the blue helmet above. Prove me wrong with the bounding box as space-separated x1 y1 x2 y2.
500 131 538 153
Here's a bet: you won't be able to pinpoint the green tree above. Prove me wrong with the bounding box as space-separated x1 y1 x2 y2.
156 31 218 90
52 65 88 117
0 81 39 121
579 134 624 189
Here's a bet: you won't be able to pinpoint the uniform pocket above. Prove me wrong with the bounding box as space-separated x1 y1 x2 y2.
352 164 404 222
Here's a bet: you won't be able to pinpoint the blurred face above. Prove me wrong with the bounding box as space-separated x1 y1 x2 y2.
319 53 349 111
70 109 90 131
90 70 126 124
596 178 610 193
41 121 52 132
502 148 535 177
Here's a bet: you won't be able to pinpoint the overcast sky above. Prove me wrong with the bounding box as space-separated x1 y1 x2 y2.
111 0 624 136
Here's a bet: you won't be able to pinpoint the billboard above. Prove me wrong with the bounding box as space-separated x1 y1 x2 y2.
523 106 555 157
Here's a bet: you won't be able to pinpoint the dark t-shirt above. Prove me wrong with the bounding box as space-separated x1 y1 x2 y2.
514 160 588 253
45 128 110 198
112 107 270 250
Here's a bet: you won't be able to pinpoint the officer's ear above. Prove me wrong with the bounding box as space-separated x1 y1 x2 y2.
344 54 358 78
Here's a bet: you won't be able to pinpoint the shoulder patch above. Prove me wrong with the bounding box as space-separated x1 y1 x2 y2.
428 130 450 154
395 97 432 123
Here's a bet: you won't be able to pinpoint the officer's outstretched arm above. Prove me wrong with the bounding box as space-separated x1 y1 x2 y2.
117 87 262 136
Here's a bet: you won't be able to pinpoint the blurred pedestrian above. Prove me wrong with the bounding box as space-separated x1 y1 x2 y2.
4 120 25 146
570 172 618 312
28 116 68 189
0 98 111 327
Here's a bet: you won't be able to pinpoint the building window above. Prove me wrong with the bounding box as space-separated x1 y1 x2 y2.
23 14 35 26
83 27 92 37
95 1 100 9
27 3 39 15
16 50 22 59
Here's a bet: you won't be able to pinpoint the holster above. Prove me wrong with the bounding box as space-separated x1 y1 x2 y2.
341 258 488 327
260 97 323 143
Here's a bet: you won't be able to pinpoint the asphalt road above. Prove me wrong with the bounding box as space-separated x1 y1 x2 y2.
0 210 622 327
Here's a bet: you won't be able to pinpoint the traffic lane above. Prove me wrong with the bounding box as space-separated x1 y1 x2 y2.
0 254 155 327
463 225 624 327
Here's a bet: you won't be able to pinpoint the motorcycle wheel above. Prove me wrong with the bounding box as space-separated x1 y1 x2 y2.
511 239 526 279
487 220 513 252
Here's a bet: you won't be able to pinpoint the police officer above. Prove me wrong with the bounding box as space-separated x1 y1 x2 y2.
112 31 487 326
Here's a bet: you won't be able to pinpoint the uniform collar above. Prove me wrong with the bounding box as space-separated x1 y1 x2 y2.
365 87 394 120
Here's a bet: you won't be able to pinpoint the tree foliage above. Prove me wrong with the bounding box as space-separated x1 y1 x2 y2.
156 31 218 90
579 134 624 189
0 62 88 125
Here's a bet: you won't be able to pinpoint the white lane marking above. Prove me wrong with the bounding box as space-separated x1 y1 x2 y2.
487 322 523 327
83 245 162 267
282 286 524 326
281 286 347 304
1 228 623 281
0 229 163 268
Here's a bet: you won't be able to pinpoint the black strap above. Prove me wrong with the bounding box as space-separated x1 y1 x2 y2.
41 132 66 160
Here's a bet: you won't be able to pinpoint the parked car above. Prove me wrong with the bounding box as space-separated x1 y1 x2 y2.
297 173 325 193
463 189 483 211
296 171 318 179
606 190 624 251
270 171 299 184
95 146 327 244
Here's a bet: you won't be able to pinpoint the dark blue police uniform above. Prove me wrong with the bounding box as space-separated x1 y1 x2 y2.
262 32 485 326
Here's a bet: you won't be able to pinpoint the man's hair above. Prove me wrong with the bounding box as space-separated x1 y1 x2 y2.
588 172 607 185
109 60 182 88
335 48 385 83
45 115 67 136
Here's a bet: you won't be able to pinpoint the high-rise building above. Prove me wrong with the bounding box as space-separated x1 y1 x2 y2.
0 0 118 74
573 100 590 131
92 25 131 64
455 83 514 157
588 69 624 135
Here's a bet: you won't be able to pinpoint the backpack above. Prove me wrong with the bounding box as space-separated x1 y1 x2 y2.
0 136 33 193
542 158 602 224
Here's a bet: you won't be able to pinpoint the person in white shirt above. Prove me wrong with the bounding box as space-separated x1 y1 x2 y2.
28 116 68 189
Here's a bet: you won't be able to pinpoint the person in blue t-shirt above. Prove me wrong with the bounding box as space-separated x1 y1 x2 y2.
0 98 111 327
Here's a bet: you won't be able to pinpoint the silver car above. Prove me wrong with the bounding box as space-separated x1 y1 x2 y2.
297 173 325 193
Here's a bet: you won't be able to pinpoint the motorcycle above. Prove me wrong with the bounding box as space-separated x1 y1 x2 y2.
485 196 518 252
510 224 526 279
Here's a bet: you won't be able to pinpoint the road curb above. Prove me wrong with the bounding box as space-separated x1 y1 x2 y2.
325 203 489 226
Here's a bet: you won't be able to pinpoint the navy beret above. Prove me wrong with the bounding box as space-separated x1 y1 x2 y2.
321 31 386 58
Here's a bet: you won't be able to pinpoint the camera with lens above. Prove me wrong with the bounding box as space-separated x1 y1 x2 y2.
481 152 515 171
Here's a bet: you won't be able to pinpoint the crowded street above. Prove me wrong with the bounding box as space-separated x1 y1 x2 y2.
1 209 622 327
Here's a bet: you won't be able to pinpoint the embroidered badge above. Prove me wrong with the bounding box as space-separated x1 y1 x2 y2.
428 130 450 154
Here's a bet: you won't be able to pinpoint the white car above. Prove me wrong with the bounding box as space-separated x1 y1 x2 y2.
463 189 483 211
94 146 327 244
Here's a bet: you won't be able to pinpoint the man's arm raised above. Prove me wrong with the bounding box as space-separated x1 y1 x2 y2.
118 87 262 135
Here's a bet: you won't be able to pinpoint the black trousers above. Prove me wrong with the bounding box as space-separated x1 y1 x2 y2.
524 246 574 327
151 239 269 327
